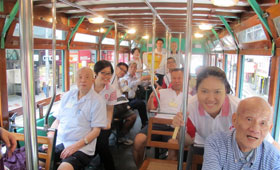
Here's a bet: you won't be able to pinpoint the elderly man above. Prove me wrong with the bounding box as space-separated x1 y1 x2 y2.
133 68 186 168
49 67 107 170
202 97 280 170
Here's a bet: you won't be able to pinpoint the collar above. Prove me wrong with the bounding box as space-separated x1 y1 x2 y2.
232 130 257 167
198 95 230 117
72 88 93 103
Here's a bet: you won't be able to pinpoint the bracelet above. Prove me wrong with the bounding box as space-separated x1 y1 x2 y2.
84 138 89 145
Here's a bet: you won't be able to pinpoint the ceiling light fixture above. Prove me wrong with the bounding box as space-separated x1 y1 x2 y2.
199 24 212 30
127 28 136 34
142 35 149 39
194 33 204 38
88 16 105 24
211 0 239 7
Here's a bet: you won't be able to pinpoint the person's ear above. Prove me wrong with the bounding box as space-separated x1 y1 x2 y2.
232 112 237 127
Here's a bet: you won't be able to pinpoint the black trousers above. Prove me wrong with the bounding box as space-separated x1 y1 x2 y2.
128 98 148 127
95 129 115 170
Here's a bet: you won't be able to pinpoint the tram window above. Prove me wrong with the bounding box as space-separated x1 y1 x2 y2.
273 16 280 37
119 53 129 63
102 38 115 45
221 35 236 50
73 33 98 43
226 54 237 95
13 23 67 40
217 54 223 69
236 24 267 43
190 54 203 75
6 49 63 111
120 41 129 47
69 50 97 89
241 55 271 101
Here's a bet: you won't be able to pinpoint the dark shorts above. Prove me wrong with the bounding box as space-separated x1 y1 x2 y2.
54 143 93 170
139 124 174 142
113 107 135 119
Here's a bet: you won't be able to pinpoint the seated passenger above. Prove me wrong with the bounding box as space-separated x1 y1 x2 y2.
170 41 183 68
171 66 279 160
133 68 185 168
93 60 117 170
49 67 107 170
162 57 177 88
121 61 150 128
202 97 280 169
111 62 137 145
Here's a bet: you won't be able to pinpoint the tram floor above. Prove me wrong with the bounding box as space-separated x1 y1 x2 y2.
86 112 142 170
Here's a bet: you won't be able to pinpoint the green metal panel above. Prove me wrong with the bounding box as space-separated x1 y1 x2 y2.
238 55 245 98
218 15 239 50
0 0 3 12
61 50 65 92
101 25 113 42
1 0 19 49
119 32 127 45
248 0 275 56
67 16 85 49
224 54 228 74
272 60 280 140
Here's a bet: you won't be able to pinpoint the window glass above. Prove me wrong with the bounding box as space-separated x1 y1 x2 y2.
120 41 129 46
236 24 267 43
226 54 237 95
13 23 67 40
73 33 98 43
217 54 223 69
119 53 129 63
241 55 271 101
273 16 280 37
69 50 97 89
102 38 115 45
190 54 203 75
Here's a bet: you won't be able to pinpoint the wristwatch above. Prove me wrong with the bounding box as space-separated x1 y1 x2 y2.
84 138 89 145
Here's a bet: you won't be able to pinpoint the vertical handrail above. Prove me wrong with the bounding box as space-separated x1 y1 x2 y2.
114 22 118 68
178 0 193 169
19 0 39 169
151 14 160 109
44 0 57 129
178 33 182 68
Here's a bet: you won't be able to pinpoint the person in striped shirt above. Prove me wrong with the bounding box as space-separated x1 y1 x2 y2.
202 97 280 170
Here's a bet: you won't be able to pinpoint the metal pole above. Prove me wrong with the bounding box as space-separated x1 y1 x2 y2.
179 33 182 68
44 0 57 129
168 32 172 58
114 22 118 68
165 31 169 74
19 0 39 169
178 0 193 169
151 14 160 109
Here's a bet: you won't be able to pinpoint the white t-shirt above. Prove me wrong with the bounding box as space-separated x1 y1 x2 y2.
92 83 117 106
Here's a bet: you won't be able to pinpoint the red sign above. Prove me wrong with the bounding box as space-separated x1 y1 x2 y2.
79 50 91 62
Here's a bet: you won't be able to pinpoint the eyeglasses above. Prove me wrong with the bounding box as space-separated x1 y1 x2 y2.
118 66 128 74
100 71 112 76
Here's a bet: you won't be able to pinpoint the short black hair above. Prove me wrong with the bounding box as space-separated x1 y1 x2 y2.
167 57 176 62
117 62 128 70
131 47 140 55
94 60 114 75
171 68 183 73
156 38 164 44
196 66 232 94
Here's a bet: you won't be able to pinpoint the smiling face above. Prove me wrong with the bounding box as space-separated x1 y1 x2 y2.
232 97 273 152
156 40 163 50
197 76 226 118
167 58 177 71
95 66 112 86
128 63 137 76
133 49 140 59
171 42 177 52
116 65 128 78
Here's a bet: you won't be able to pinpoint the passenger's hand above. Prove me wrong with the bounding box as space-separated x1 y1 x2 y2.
60 143 80 159
172 112 184 127
1 128 17 157
103 122 111 130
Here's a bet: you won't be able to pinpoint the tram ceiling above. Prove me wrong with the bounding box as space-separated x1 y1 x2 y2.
32 0 274 37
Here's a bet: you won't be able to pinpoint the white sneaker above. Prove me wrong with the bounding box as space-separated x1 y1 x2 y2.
118 137 133 145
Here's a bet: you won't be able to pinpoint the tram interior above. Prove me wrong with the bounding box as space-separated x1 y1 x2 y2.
1 0 280 170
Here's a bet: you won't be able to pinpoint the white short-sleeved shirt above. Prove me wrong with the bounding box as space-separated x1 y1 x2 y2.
54 88 107 155
187 95 240 145
170 52 184 68
92 84 117 106
153 88 191 119
110 74 123 98
121 73 141 99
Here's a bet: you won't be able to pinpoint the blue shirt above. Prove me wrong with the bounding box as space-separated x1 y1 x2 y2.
202 130 280 170
54 88 107 155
